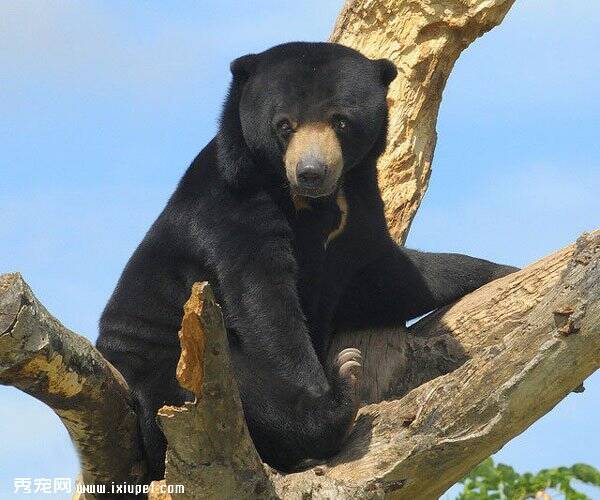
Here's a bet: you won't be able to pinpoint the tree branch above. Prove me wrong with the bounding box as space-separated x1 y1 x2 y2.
156 282 276 499
0 273 144 495
281 231 599 499
2 231 598 499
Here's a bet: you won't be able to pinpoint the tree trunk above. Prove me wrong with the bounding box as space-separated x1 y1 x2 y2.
1 1 598 499
331 0 516 244
327 0 517 401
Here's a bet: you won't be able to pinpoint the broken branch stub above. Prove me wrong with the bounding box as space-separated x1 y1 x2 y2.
157 282 276 500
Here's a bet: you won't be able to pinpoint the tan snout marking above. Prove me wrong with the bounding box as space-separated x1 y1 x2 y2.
284 122 343 186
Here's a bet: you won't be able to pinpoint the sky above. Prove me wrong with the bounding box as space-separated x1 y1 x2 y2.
0 1 598 498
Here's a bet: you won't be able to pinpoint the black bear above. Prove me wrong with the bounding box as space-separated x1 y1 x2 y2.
96 42 516 479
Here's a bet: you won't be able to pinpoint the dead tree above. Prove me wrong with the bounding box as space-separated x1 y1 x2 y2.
1 0 598 498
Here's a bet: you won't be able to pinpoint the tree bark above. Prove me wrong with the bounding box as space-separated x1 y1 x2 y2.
327 0 517 401
1 0 598 499
137 231 600 499
0 273 145 496
2 230 597 499
330 0 516 244
156 283 276 500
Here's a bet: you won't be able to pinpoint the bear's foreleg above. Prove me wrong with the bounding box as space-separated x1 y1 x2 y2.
208 199 362 470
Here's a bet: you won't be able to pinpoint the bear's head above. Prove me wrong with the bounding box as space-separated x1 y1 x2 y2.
218 42 396 198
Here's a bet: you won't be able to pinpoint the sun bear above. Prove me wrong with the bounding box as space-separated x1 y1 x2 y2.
96 42 516 479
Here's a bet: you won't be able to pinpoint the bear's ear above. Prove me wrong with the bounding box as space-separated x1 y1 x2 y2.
373 58 397 86
230 53 259 82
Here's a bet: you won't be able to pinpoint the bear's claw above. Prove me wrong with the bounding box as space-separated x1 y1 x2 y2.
335 347 363 388
335 347 362 368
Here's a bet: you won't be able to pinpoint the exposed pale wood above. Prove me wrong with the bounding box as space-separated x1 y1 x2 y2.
157 282 276 500
0 273 145 498
148 481 173 500
330 0 516 244
3 230 597 500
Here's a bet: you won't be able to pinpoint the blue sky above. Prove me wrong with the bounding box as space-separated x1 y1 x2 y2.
0 1 598 498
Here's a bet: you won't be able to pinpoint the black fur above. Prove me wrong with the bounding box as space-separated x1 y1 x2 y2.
96 42 516 479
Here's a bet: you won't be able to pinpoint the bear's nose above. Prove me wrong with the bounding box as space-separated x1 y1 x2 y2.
296 160 326 189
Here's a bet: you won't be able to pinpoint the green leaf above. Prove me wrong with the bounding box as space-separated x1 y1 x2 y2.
455 458 600 500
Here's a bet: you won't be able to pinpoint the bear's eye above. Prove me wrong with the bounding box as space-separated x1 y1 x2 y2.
331 116 349 134
276 119 294 138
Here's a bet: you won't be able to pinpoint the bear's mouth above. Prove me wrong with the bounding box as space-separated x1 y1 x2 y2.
291 170 340 198
284 123 343 198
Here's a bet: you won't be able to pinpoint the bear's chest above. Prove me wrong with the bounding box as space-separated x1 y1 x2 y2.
290 191 350 315
291 191 347 262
